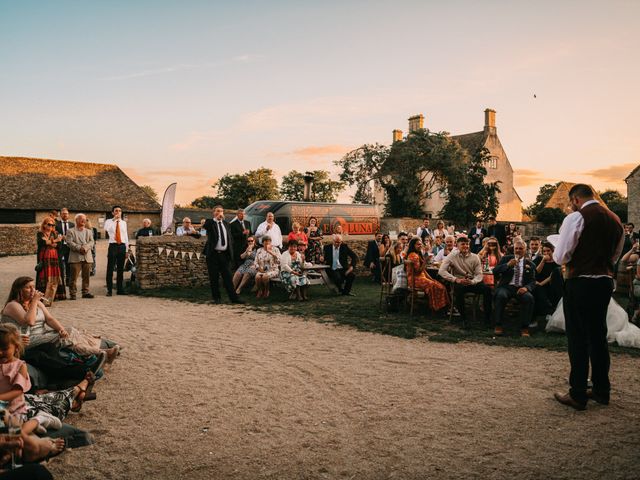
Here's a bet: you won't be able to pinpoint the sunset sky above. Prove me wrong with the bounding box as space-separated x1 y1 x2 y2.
1 0 638 206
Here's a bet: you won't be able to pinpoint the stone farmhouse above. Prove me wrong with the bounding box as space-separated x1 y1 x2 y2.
376 109 523 222
626 165 640 227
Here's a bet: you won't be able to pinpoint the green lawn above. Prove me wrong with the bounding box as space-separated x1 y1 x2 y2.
135 279 640 356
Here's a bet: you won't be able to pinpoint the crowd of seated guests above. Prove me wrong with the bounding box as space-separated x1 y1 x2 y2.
0 276 120 478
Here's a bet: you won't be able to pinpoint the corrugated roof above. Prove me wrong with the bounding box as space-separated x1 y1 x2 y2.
0 156 161 212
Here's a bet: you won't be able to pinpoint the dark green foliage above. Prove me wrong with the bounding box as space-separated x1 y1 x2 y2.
190 196 225 209
213 168 279 208
599 190 627 222
280 170 345 202
536 207 566 226
525 183 561 219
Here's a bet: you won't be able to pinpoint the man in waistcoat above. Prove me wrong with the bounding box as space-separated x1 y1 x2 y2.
553 184 624 410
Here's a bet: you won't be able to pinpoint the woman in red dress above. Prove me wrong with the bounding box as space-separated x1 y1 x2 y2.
35 216 63 306
287 222 308 245
477 237 502 288
406 237 449 312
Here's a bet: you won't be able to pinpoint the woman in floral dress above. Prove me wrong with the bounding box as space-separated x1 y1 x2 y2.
280 240 310 301
304 217 323 264
406 237 449 312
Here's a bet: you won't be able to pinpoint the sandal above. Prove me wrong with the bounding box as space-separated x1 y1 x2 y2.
71 372 96 412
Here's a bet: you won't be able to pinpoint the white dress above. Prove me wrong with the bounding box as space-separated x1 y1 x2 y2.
546 298 640 348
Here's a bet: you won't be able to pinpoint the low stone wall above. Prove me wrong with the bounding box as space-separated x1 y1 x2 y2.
0 224 39 256
135 236 374 290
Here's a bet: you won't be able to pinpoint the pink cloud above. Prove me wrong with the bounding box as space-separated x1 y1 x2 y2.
585 162 638 183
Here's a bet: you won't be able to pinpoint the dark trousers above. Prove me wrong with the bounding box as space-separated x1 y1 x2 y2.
0 464 52 479
453 282 492 322
328 268 356 294
564 277 613 404
206 251 238 301
106 243 126 293
370 260 381 283
494 285 534 328
59 245 70 288
470 243 482 254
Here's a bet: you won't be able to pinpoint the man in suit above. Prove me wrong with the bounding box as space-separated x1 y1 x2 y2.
363 232 382 283
203 205 244 304
229 208 252 268
469 219 487 254
486 217 506 249
492 239 537 337
553 184 624 411
65 213 95 300
321 234 358 296
104 205 128 296
55 207 74 292
416 218 433 242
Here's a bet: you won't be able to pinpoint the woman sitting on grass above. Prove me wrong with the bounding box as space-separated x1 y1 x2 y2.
406 238 449 313
1 277 119 363
253 236 281 298
280 240 310 301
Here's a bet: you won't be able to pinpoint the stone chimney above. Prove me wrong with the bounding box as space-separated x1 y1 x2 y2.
392 129 403 142
484 108 496 134
408 114 424 133
303 172 314 202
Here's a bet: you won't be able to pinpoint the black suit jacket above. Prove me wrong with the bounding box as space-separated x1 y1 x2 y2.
203 219 234 259
364 240 380 267
323 244 358 270
487 224 507 247
492 255 537 292
229 218 252 254
55 220 75 253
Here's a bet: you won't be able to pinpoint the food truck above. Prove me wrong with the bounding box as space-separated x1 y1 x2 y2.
243 201 380 236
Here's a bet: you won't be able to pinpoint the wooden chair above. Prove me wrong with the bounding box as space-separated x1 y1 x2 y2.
405 260 429 318
447 281 481 329
379 256 394 310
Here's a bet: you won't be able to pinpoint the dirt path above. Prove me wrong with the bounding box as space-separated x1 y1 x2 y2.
1 242 638 479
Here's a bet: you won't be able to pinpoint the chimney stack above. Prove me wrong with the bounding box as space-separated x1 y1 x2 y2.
392 129 403 142
484 108 496 133
408 114 424 133
303 172 314 202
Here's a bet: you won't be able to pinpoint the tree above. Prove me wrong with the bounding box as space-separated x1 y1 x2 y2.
213 168 279 208
525 183 561 219
599 189 628 222
190 196 224 209
335 129 500 220
280 170 345 202
140 185 159 203
536 207 566 226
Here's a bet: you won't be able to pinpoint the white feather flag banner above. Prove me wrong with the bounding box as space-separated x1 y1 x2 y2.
160 183 177 234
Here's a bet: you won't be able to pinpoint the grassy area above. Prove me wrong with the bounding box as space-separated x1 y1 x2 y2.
136 280 640 356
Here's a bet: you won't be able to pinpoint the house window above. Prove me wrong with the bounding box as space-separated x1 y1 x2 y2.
487 157 498 169
0 209 36 224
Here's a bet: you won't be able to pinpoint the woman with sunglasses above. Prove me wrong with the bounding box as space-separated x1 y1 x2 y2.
35 216 63 306
232 236 258 295
478 237 502 288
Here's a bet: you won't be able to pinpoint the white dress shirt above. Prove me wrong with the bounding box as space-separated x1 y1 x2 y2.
553 199 624 277
103 218 128 248
417 227 433 240
332 246 343 270
255 221 283 248
508 256 525 287
434 247 458 263
214 220 228 251
176 226 197 237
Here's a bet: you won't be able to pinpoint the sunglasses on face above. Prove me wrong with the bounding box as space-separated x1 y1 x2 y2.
46 223 55 227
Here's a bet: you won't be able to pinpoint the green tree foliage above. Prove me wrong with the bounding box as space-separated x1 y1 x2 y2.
190 196 225 209
335 129 500 220
599 189 628 222
280 170 346 202
525 183 561 219
140 185 159 203
536 207 566 226
213 168 279 208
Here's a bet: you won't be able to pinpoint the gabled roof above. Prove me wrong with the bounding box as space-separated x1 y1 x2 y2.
0 156 161 212
625 164 640 181
544 182 606 211
451 130 487 153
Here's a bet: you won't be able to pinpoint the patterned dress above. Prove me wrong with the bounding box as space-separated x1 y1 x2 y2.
236 250 257 277
407 252 449 311
280 251 310 293
254 248 281 278
36 232 61 294
304 226 323 264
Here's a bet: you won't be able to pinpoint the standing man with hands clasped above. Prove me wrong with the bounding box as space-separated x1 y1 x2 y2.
66 213 95 300
104 206 128 296
553 184 624 411
203 205 244 304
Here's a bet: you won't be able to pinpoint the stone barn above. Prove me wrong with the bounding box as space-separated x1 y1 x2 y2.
0 156 161 255
625 165 640 227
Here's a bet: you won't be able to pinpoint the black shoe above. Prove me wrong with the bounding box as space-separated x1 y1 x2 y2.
342 292 356 297
211 298 222 304
106 291 113 297
587 389 610 405
82 293 95 299
69 295 76 300
231 298 245 304
116 291 127 295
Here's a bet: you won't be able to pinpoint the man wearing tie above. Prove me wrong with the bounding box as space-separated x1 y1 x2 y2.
492 239 537 337
321 234 358 296
55 207 74 293
103 206 128 296
229 208 252 268
203 205 244 304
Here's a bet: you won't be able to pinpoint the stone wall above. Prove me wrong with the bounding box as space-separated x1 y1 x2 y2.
627 173 640 228
0 224 39 256
135 236 374 290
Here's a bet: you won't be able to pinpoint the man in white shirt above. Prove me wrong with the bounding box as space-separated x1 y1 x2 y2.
416 218 433 242
552 184 624 411
176 217 201 237
254 212 283 249
528 237 542 262
103 205 128 296
434 235 456 262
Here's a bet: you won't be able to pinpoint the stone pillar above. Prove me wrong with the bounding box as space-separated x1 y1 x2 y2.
408 114 424 133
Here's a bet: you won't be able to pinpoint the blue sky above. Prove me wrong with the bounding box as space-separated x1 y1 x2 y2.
1 0 639 205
